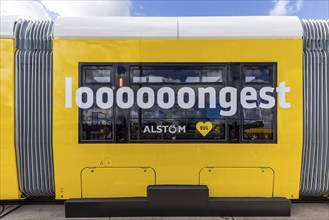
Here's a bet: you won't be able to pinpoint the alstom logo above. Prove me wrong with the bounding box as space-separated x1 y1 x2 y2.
65 77 291 117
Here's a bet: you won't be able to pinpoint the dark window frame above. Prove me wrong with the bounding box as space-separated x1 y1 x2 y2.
78 63 116 144
78 62 277 144
240 63 277 144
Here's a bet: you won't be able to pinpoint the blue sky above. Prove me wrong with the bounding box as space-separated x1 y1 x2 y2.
0 0 328 20
131 0 328 19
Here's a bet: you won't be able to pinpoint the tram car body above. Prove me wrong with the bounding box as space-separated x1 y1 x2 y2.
0 16 328 217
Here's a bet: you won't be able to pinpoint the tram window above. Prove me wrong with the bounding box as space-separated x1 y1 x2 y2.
130 65 226 142
242 65 276 142
242 108 275 141
84 67 111 84
79 65 114 143
244 67 272 84
77 63 276 144
131 66 223 84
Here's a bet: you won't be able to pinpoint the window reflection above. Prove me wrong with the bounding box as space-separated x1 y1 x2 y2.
245 67 272 84
132 67 223 84
242 65 275 141
81 108 113 141
243 108 274 140
130 66 225 141
80 66 113 142
85 67 111 84
78 63 276 143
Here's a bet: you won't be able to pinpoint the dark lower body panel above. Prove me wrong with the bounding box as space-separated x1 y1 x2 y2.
65 185 291 217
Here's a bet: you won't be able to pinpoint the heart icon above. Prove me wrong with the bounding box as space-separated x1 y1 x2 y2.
196 122 213 137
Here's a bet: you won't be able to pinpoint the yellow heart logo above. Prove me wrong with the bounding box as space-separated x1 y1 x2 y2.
196 122 213 137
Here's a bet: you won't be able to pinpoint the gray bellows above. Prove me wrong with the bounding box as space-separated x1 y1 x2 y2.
15 20 54 197
300 19 329 197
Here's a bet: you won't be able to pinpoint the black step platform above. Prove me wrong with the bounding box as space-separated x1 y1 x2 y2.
65 185 291 217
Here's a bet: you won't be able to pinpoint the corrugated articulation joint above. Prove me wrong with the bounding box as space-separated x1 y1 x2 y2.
14 20 55 197
300 19 329 197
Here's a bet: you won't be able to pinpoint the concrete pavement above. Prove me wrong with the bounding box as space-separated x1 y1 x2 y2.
1 203 328 220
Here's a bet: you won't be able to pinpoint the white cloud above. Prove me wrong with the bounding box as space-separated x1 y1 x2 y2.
295 0 303 11
0 0 131 20
41 0 131 17
0 0 50 20
269 0 304 16
269 0 289 16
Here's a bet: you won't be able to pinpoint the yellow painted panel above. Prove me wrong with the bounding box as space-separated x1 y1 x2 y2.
200 167 274 197
0 39 21 199
53 39 303 200
81 167 155 198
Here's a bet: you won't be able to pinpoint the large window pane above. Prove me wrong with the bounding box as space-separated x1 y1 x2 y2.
244 66 273 84
242 108 274 141
80 65 114 142
130 65 226 142
78 63 276 144
84 66 111 84
242 65 276 142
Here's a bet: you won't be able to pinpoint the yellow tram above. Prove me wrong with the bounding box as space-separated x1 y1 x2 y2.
1 16 328 217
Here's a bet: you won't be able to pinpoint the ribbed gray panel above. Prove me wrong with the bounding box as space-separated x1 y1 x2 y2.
15 20 53 50
15 20 54 197
300 19 329 197
302 19 329 51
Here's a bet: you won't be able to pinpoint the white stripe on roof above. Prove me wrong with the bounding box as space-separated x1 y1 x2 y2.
54 17 177 38
179 16 303 39
0 15 18 38
54 16 303 39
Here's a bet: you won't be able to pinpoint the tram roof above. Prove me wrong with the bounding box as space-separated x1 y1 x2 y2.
54 16 303 39
0 15 18 38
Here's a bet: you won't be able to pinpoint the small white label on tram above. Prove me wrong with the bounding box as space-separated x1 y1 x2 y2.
65 77 291 116
143 125 186 134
